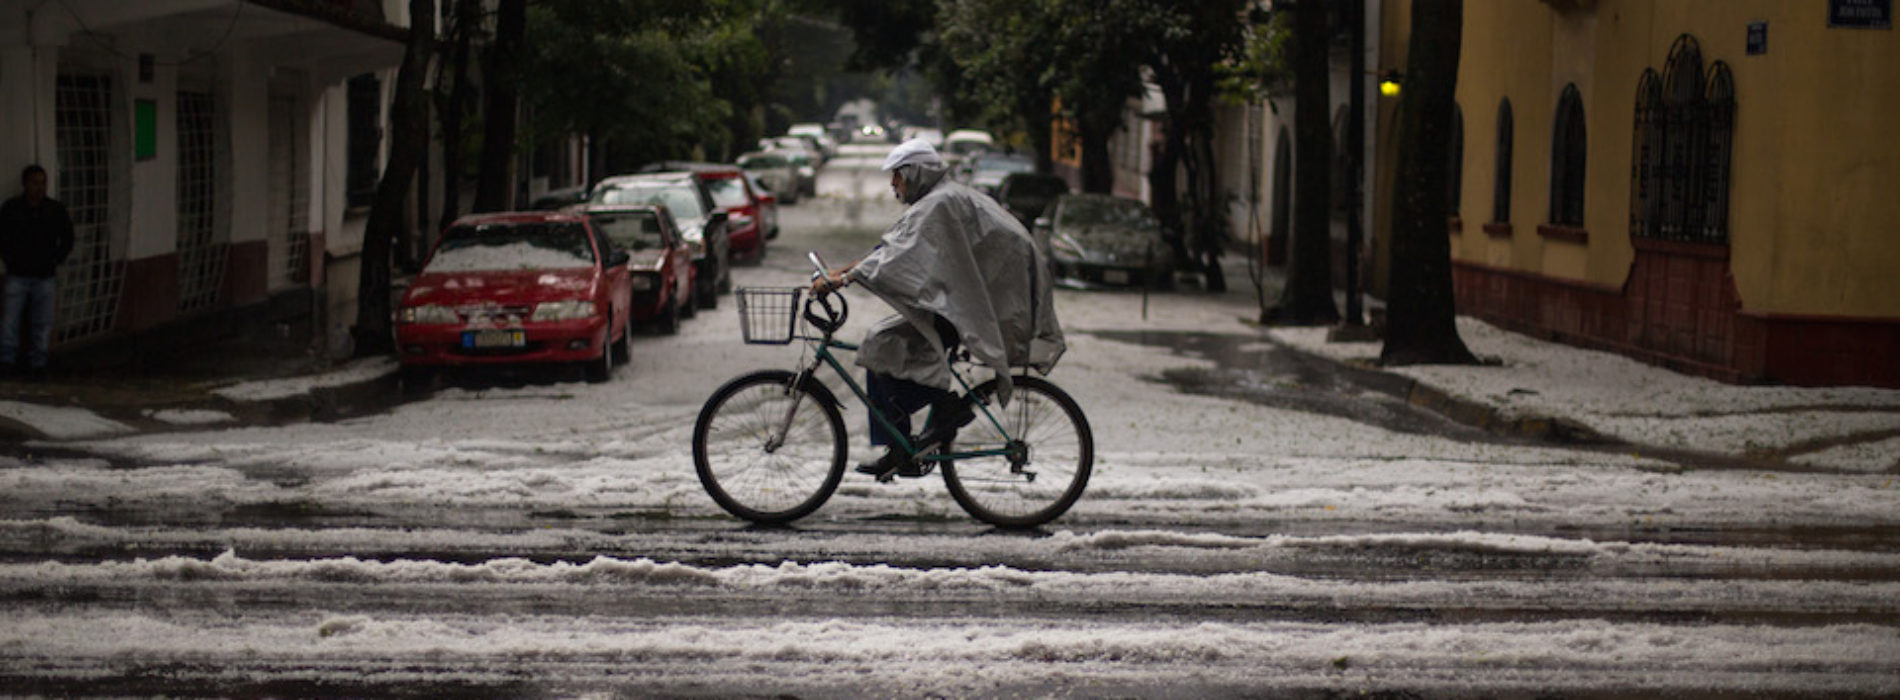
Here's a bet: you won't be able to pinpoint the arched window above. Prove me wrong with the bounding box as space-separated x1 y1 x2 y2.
1631 34 1733 245
1549 84 1586 227
1630 69 1663 239
1449 103 1464 218
1492 98 1513 224
1702 62 1734 242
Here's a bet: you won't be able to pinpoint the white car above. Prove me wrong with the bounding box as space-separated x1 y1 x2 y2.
943 129 995 164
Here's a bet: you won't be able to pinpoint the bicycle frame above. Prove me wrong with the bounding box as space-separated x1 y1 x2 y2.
772 328 1015 465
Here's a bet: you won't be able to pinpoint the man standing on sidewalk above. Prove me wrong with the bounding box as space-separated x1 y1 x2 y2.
0 165 75 376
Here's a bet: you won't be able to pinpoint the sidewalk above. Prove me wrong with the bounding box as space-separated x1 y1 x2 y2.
3 301 1897 474
1264 318 1900 474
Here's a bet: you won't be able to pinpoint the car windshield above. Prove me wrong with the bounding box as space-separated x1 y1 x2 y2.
429 222 595 272
1057 197 1159 236
703 175 750 208
588 211 668 252
591 183 705 220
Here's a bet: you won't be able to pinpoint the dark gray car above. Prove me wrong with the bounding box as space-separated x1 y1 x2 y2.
588 172 730 309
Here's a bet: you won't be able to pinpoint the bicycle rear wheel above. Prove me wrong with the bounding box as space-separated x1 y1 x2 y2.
693 370 846 524
942 376 1093 528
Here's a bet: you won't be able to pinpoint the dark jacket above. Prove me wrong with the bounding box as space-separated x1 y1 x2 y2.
0 195 76 277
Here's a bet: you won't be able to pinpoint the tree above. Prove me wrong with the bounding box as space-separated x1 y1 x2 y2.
354 0 436 357
433 0 482 230
474 0 524 212
1267 0 1339 325
1142 0 1249 293
1381 0 1478 366
935 0 1059 173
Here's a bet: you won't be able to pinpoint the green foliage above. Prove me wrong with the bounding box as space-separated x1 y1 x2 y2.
522 0 805 169
1219 8 1293 104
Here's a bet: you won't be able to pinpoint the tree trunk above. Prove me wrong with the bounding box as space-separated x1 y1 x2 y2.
1147 68 1188 263
1269 0 1339 325
474 0 525 213
354 0 435 358
1381 0 1478 366
436 0 478 231
1021 92 1056 175
1078 117 1115 194
1183 67 1225 292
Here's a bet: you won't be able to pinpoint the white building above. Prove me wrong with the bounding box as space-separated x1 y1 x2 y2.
0 0 409 362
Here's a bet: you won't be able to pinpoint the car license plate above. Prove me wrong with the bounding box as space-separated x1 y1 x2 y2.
463 329 525 349
1103 269 1130 285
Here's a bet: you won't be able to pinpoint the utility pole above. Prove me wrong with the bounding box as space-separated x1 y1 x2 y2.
1331 0 1377 341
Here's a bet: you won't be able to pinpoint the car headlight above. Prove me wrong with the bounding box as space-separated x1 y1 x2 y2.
398 304 458 324
1051 233 1086 261
631 274 656 291
531 300 597 321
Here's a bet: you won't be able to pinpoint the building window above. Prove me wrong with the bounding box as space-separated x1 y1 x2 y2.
53 70 125 343
345 73 381 209
1492 98 1513 224
1631 35 1733 245
1449 103 1464 218
1549 84 1586 227
176 90 224 313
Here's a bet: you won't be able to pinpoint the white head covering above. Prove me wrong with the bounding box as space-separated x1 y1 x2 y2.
881 138 944 171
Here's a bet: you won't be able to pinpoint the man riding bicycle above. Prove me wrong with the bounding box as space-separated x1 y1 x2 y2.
810 138 1065 478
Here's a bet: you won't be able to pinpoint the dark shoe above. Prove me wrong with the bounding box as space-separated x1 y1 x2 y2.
854 447 931 480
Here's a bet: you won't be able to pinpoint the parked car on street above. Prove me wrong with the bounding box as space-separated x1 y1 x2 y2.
636 162 773 262
787 122 836 160
963 153 1035 197
943 129 995 164
567 203 696 334
1034 193 1177 290
529 185 589 211
588 172 730 309
737 151 801 205
395 211 633 385
996 172 1070 229
741 171 782 241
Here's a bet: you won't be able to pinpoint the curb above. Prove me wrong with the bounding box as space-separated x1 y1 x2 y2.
1260 333 1621 447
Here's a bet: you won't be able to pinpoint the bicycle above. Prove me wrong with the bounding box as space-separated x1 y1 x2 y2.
691 252 1093 528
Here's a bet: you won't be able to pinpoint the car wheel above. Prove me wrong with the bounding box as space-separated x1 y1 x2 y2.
697 270 719 310
679 283 698 319
584 319 615 384
611 314 633 363
658 295 681 335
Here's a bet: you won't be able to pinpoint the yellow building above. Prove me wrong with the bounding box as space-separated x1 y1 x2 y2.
1374 0 1900 387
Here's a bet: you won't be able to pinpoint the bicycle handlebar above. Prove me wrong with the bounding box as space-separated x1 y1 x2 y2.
805 288 847 335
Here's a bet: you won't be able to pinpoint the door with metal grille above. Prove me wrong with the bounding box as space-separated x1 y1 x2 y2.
53 72 124 343
267 93 311 288
176 90 224 313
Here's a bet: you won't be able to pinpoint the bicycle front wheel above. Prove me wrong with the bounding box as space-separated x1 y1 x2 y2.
693 370 846 524
942 376 1093 528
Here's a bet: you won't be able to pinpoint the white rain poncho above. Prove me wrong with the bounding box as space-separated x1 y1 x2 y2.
849 157 1064 405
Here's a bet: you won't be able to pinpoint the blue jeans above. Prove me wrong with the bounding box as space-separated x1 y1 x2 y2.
1 275 57 369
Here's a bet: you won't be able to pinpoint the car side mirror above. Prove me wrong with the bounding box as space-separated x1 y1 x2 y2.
608 250 631 268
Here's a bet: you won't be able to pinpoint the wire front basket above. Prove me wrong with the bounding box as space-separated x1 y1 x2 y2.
737 287 804 344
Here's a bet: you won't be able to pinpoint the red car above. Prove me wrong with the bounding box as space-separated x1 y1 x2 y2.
641 162 775 260
395 211 633 385
567 203 696 334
